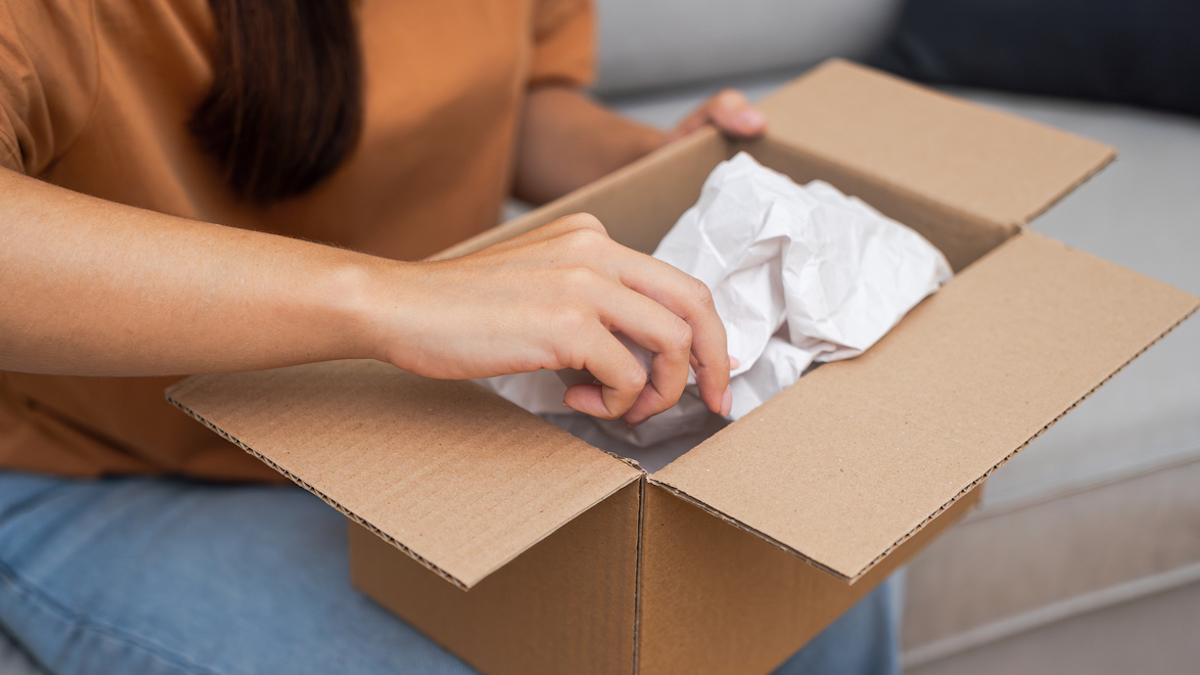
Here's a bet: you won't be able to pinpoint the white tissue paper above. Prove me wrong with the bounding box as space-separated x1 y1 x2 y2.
477 152 952 464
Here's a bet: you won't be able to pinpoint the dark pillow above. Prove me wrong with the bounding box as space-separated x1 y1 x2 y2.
870 0 1200 117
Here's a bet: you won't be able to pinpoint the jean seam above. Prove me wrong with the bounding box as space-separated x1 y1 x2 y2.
0 559 228 675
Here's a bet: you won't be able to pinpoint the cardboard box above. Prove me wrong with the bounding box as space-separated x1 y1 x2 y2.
166 61 1199 674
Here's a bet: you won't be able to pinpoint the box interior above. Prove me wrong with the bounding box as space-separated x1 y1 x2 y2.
584 131 1010 266
481 127 1029 476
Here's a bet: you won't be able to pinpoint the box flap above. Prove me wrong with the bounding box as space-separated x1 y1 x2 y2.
167 360 642 589
652 232 1198 581
759 60 1115 232
430 127 732 261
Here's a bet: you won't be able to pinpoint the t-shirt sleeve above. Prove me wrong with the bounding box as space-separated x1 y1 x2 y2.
528 0 595 88
0 0 97 174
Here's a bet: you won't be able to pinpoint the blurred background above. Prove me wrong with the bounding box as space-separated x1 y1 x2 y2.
590 0 1199 673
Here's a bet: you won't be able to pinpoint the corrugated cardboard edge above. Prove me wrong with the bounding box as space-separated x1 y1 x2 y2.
167 391 642 590
739 133 1012 231
737 136 1011 271
741 134 1002 224
599 449 644 473
757 59 1118 230
651 290 1198 584
428 128 729 262
632 476 647 674
1018 147 1116 225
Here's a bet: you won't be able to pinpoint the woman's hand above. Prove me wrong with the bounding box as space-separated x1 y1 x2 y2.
372 213 732 425
668 88 767 143
0 169 726 425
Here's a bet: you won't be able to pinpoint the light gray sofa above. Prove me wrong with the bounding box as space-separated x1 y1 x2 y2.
4 2 1197 673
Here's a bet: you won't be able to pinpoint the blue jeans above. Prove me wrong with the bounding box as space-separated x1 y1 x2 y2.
0 472 901 674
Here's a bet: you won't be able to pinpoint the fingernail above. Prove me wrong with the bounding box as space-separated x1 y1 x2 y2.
729 356 741 370
734 108 765 131
721 385 732 417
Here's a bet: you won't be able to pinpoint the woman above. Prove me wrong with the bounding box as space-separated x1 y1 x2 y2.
0 0 900 673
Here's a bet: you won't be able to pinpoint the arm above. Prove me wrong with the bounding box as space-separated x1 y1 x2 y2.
0 167 372 377
512 86 767 205
0 167 730 423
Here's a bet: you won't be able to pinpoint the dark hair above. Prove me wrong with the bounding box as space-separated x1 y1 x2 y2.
190 0 364 203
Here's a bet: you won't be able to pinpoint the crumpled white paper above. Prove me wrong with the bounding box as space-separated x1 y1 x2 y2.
478 152 952 452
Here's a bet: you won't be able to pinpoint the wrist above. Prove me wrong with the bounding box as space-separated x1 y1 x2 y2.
314 255 413 366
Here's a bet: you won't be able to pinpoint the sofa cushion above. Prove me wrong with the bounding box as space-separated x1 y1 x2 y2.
593 0 904 93
871 0 1200 118
952 89 1200 507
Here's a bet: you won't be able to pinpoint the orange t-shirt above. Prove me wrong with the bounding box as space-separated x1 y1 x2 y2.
0 0 594 482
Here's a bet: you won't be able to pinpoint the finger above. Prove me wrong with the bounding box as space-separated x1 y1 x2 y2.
539 216 730 415
590 292 694 425
707 89 766 139
562 327 647 419
613 255 730 415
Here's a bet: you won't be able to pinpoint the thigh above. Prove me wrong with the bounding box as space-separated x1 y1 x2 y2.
772 573 903 675
0 472 477 675
0 472 900 675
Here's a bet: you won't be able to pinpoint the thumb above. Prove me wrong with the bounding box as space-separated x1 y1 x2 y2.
707 89 766 138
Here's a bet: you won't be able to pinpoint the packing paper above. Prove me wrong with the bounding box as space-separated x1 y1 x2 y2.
478 152 952 466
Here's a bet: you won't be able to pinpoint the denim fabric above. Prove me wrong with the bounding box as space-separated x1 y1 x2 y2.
0 471 900 675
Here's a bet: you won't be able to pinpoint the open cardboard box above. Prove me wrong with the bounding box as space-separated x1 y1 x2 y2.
166 61 1198 675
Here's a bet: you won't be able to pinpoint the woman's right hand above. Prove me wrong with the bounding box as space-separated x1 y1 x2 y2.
1 167 725 424
369 213 732 426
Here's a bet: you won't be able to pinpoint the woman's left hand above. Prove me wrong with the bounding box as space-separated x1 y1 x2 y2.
668 89 767 143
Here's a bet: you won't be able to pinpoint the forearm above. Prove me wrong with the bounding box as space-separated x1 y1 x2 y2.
512 86 667 205
0 167 391 376
513 86 767 206
0 167 732 422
